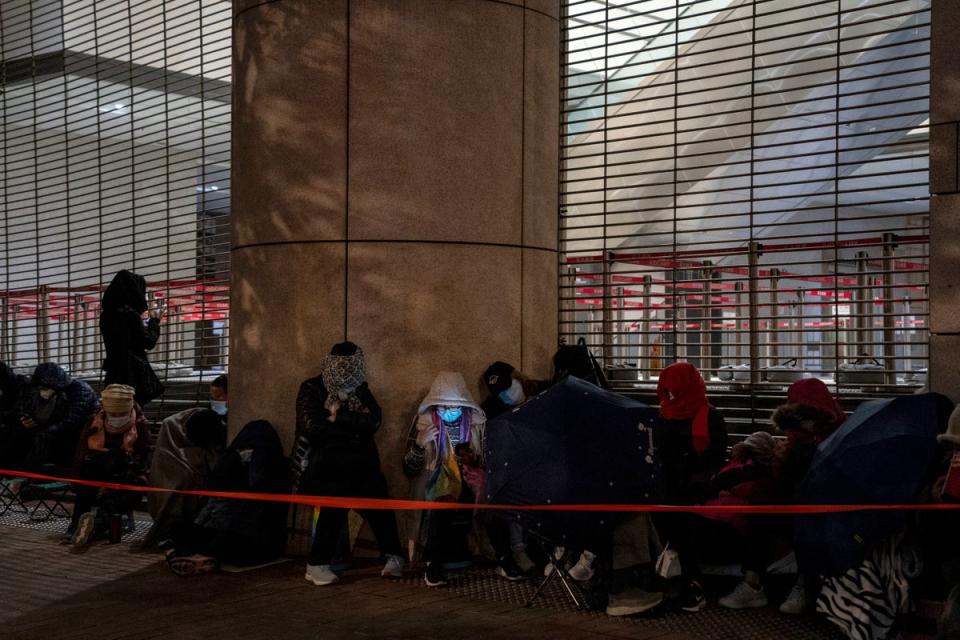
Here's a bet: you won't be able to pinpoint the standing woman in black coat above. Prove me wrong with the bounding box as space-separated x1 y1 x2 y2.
99 270 164 407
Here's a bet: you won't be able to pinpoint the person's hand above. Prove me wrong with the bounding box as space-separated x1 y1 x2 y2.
148 302 165 320
20 416 36 429
416 425 439 448
326 406 338 423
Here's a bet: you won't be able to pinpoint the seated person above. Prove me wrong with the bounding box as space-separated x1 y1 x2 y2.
0 362 29 468
718 378 845 614
146 407 227 548
480 361 550 574
12 363 99 470
166 419 289 576
69 384 149 546
402 371 486 587
145 375 227 546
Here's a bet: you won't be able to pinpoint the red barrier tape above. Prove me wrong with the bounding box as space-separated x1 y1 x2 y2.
3 468 959 514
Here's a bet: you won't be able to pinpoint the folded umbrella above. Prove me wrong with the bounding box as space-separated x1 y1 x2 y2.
795 392 953 576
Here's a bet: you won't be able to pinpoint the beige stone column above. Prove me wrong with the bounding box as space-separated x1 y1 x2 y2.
230 0 560 496
930 1 960 401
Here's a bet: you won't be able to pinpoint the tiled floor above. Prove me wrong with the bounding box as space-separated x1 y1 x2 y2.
0 522 847 640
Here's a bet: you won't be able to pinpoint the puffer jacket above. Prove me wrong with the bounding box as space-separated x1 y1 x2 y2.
20 363 99 466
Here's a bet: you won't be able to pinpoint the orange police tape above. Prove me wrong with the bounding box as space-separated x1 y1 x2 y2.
3 467 959 514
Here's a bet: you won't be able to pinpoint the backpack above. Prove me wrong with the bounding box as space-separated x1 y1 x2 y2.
552 338 610 389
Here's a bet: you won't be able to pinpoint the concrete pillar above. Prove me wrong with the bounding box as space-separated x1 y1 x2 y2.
930 1 960 401
230 0 560 493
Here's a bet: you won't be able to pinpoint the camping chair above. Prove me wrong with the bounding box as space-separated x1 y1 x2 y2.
0 476 29 517
524 529 591 610
16 464 72 522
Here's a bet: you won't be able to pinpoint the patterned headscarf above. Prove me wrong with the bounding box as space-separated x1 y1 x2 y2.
321 343 367 411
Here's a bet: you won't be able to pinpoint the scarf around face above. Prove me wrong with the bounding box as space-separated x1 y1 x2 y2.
657 362 711 455
320 348 367 413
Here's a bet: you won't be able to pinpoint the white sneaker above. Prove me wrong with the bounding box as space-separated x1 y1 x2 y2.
568 550 596 582
304 564 339 586
381 554 405 578
718 581 768 609
779 582 807 615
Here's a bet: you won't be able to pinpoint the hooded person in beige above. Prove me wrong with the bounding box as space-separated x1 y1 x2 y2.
402 372 487 585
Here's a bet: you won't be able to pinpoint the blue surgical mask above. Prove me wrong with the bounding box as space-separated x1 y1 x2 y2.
499 379 526 406
210 400 227 416
439 407 463 423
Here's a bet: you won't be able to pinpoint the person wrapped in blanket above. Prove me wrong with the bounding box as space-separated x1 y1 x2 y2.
68 384 149 547
166 419 289 577
402 371 487 587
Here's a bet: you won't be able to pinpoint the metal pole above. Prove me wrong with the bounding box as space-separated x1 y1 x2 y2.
561 266 576 341
748 242 762 384
10 305 18 365
769 268 780 366
72 295 82 371
882 233 898 385
0 297 7 361
614 286 625 364
38 285 50 363
641 275 652 380
700 261 713 379
855 251 870 356
734 281 745 366
796 289 805 371
602 252 614 366
676 292 687 363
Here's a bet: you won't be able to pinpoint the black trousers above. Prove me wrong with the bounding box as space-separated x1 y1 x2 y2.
70 451 141 532
308 472 403 566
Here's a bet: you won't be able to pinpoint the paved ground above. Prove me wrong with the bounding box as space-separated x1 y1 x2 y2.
0 522 852 640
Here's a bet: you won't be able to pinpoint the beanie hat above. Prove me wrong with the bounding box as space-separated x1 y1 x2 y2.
484 361 515 394
939 406 960 447
321 342 366 396
786 379 845 429
101 384 136 414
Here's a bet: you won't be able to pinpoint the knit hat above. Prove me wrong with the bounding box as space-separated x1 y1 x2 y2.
785 379 845 429
484 361 515 394
101 384 136 413
939 406 960 447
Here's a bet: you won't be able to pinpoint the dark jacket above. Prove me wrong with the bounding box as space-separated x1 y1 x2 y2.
296 375 382 495
194 420 290 563
99 270 162 405
19 363 99 467
0 362 28 429
657 406 728 504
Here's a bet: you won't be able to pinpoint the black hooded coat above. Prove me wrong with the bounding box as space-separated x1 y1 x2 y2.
99 270 163 405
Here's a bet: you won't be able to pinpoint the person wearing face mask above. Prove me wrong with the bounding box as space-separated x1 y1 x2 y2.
68 384 150 546
9 362 98 470
297 342 405 586
209 374 228 420
402 372 487 586
480 361 546 421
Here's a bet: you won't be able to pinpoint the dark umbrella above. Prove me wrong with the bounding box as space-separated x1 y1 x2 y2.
795 392 953 577
484 376 661 544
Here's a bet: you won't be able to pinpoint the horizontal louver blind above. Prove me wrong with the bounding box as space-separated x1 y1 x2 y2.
0 0 232 419
560 0 930 427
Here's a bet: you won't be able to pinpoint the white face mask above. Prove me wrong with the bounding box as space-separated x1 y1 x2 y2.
107 415 130 429
499 379 526 406
210 400 227 416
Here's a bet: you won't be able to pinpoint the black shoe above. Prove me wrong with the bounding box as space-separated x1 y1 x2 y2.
424 562 448 587
496 560 525 582
676 580 706 613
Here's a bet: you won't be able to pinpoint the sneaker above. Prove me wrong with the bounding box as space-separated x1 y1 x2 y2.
719 581 768 610
167 553 218 577
497 561 525 582
778 582 807 615
568 550 596 582
305 564 339 586
381 554 405 578
424 563 448 587
71 512 96 547
513 547 536 574
676 580 707 613
606 588 664 616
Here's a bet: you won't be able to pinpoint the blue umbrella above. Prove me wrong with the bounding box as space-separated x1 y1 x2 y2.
484 376 661 542
795 392 953 576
